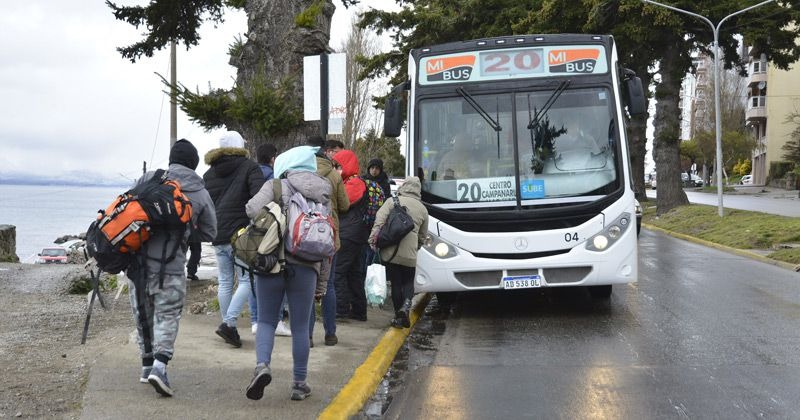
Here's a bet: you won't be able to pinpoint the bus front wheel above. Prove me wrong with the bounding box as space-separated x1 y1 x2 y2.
588 285 612 299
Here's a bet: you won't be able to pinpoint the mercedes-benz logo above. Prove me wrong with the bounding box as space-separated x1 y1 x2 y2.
513 237 528 250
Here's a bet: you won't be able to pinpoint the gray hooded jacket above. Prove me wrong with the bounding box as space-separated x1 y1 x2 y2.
246 170 332 276
368 177 429 267
134 164 217 277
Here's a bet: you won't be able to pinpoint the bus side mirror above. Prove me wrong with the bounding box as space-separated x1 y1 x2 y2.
625 76 646 117
384 95 403 138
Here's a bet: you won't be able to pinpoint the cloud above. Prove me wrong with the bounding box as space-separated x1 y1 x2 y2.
0 2 246 181
0 1 398 183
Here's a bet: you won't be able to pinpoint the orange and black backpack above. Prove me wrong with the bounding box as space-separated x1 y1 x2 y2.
86 169 192 275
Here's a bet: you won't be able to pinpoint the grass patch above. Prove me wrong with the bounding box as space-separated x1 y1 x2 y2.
208 298 220 312
643 203 800 264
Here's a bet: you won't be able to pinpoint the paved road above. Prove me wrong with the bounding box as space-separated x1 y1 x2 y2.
645 188 800 217
384 230 800 419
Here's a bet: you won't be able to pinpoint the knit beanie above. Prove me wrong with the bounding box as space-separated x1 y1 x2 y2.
169 139 199 170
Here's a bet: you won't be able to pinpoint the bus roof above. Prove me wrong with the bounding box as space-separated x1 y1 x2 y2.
410 34 613 60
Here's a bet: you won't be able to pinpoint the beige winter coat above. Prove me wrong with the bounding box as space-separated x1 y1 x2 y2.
368 177 429 267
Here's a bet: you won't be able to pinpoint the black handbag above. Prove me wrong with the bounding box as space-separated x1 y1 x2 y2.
376 195 414 262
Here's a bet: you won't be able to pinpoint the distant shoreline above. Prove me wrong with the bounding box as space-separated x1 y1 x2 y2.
0 180 128 188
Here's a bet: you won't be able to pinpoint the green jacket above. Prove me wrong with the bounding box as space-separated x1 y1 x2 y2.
368 177 429 267
316 155 349 250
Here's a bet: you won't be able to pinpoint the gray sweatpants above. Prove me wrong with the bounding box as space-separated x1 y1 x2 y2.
128 273 186 363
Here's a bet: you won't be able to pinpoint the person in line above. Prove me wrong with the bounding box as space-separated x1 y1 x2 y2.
203 131 265 348
362 158 392 268
254 142 292 337
244 145 331 401
368 176 428 329
332 150 372 322
130 139 217 396
306 136 349 347
185 228 202 282
363 158 391 200
324 139 344 160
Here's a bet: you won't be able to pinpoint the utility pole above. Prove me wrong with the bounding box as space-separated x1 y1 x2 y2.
642 0 775 217
170 41 177 147
320 53 329 140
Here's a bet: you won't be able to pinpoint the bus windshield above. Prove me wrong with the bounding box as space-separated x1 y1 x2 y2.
417 86 618 206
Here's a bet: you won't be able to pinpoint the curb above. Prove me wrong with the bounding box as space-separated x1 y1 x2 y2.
319 292 432 419
642 223 800 272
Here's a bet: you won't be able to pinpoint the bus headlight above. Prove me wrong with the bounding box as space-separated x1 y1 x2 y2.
586 212 631 252
592 235 609 250
423 233 458 259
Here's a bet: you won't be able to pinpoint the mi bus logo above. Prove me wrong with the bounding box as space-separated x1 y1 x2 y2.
426 55 475 82
548 49 600 73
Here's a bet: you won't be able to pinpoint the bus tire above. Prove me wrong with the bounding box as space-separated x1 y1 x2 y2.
588 285 612 299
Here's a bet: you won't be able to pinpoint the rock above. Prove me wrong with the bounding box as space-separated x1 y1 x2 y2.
14 413 21 418
54 234 81 244
0 225 20 263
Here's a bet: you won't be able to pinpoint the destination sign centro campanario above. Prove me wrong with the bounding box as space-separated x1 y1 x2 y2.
419 45 608 85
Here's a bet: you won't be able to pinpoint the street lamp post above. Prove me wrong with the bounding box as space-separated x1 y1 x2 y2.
642 0 775 217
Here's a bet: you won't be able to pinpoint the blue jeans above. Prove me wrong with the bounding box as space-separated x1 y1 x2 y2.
213 244 252 328
255 264 316 382
309 255 337 337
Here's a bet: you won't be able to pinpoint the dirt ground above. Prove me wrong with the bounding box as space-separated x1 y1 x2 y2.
0 262 211 419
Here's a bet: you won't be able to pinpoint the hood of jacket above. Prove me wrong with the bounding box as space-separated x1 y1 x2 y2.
397 176 421 200
284 170 331 206
167 164 205 192
204 147 250 165
204 148 250 177
333 150 359 179
333 150 365 205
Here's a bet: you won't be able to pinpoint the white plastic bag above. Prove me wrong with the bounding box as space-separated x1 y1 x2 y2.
365 263 387 307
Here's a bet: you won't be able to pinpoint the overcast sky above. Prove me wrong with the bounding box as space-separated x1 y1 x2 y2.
0 1 387 183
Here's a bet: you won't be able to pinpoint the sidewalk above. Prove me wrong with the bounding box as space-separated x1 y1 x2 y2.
79 277 398 419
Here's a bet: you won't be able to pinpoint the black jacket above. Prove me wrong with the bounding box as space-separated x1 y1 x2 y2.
339 193 369 244
203 148 265 245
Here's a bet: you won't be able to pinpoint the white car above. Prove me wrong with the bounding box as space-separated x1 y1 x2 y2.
741 174 753 185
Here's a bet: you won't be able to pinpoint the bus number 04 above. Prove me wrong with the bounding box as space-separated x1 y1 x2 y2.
565 232 578 242
458 182 482 202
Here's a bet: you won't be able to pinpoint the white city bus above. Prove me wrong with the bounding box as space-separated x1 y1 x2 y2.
383 34 646 298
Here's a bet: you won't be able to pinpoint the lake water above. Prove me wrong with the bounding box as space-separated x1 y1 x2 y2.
0 184 123 263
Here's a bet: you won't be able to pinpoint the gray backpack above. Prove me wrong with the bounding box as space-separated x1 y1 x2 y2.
284 187 336 262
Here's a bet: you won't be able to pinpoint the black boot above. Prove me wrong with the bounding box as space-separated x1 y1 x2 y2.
390 312 404 329
400 299 412 328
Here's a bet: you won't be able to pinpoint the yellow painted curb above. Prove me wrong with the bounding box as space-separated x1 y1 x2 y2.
642 223 799 272
319 293 432 420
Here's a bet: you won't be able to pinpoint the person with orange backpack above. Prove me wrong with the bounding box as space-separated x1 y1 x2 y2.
127 139 217 396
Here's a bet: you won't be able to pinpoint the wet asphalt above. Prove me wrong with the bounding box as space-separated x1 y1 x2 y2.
376 229 800 419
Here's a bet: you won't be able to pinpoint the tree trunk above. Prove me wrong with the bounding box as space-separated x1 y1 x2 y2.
227 0 336 151
628 67 650 203
653 46 689 215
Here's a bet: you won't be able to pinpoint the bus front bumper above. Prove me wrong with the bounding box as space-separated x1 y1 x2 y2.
414 229 637 293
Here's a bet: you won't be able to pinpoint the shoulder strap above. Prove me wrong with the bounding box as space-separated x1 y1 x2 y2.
153 169 167 183
272 178 283 209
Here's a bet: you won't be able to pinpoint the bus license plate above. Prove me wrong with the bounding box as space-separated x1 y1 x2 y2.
502 275 542 290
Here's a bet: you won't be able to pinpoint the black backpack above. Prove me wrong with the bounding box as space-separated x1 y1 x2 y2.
375 195 415 262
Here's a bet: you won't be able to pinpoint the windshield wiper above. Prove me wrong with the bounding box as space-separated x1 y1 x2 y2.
457 87 503 157
527 80 571 173
456 87 502 132
527 80 571 130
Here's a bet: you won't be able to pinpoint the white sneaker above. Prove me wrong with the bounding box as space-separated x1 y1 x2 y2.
251 323 257 335
275 320 292 337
